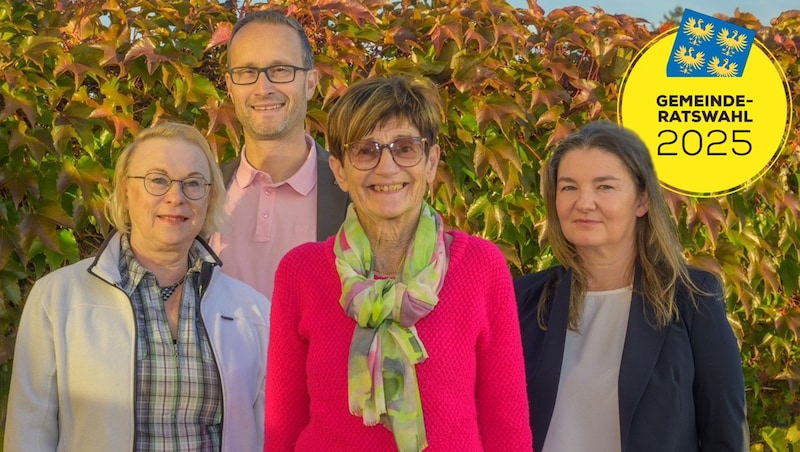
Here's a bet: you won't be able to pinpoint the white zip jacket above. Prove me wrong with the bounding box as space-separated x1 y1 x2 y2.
4 232 269 451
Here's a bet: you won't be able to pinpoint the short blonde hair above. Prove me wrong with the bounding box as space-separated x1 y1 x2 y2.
105 122 226 237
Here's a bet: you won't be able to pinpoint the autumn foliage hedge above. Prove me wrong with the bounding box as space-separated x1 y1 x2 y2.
0 0 799 449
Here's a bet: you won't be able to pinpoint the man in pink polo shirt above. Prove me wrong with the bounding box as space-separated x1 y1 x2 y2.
209 11 348 299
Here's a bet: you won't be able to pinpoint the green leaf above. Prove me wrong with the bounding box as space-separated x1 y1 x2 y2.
475 94 527 135
19 35 62 71
761 426 789 452
19 200 75 255
57 156 109 201
466 194 489 221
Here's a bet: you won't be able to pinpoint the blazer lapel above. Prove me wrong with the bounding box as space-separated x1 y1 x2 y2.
617 271 669 449
314 142 349 241
221 156 240 189
530 269 573 452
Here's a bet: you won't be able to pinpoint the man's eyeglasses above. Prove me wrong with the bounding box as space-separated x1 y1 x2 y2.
344 137 428 171
228 65 310 85
128 173 211 200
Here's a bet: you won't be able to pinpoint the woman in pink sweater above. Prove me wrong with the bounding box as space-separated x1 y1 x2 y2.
265 75 532 451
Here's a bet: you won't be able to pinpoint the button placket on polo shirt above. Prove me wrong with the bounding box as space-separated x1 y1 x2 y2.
254 174 275 242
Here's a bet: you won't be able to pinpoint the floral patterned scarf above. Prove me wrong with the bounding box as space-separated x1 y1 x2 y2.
334 202 449 452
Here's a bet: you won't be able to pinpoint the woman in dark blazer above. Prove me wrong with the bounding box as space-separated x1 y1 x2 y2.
515 122 748 452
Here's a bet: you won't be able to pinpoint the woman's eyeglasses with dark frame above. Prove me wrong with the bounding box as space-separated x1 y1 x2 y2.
128 173 211 200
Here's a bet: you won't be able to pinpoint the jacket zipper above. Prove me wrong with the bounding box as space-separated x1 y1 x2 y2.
86 270 140 452
86 234 224 451
198 261 225 449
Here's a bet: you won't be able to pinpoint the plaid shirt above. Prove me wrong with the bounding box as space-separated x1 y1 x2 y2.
119 235 222 452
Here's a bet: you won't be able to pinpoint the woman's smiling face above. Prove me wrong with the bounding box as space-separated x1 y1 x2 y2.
125 137 211 258
330 116 440 234
555 147 649 260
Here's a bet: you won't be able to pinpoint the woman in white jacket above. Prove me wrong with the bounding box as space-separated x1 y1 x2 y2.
5 122 269 452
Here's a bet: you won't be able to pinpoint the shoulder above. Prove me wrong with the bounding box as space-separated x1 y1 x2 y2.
45 257 95 280
447 230 505 267
435 231 517 301
212 269 266 299
675 267 723 307
443 231 516 292
280 239 331 267
514 266 566 304
686 267 723 291
670 267 727 328
208 269 270 319
31 257 102 295
274 239 334 284
25 257 118 314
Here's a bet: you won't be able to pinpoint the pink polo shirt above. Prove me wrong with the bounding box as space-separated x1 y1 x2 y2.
209 135 318 300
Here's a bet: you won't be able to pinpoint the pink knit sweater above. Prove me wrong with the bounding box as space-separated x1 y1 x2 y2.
265 230 533 451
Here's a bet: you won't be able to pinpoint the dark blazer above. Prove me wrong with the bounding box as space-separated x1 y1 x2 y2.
221 140 349 241
514 266 748 452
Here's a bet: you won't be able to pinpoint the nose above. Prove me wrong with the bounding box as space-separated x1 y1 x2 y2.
575 189 595 211
252 71 275 92
163 181 187 203
372 147 399 173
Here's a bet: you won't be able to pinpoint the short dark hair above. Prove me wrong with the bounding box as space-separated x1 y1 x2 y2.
228 10 314 69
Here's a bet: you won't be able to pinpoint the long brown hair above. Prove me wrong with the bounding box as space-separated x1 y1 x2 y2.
539 121 703 330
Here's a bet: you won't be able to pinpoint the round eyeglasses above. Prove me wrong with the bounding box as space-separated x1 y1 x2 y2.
228 65 310 85
344 137 428 171
128 173 211 200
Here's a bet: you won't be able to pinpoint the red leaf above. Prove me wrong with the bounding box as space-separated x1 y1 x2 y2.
758 257 780 294
93 42 121 67
37 200 75 228
8 124 50 163
202 98 241 150
475 95 526 132
18 200 75 257
19 214 59 255
776 191 800 222
530 87 570 109
0 168 39 208
0 90 37 125
386 26 418 55
429 19 464 56
542 57 579 82
545 121 576 149
124 37 168 75
692 198 725 245
775 308 800 340
0 229 20 270
88 106 140 142
464 27 490 53
206 22 233 52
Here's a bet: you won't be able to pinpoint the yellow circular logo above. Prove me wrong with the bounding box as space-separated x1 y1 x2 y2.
618 13 791 197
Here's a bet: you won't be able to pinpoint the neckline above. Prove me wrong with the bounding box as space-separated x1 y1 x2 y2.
586 285 633 296
157 275 186 302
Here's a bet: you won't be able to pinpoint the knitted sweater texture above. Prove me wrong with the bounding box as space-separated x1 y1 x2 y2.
265 230 532 451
